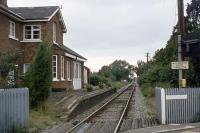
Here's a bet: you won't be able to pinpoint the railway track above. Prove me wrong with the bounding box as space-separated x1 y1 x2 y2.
62 84 159 133
66 84 135 133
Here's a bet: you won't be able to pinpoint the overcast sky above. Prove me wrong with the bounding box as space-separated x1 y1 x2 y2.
9 0 190 71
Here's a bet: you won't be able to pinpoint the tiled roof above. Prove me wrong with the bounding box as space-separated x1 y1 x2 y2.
9 6 59 20
52 44 87 60
63 45 87 60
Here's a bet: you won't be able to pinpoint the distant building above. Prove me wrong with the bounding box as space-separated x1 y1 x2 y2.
0 0 87 90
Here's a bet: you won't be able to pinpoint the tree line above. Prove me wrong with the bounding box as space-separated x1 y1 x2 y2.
90 60 135 89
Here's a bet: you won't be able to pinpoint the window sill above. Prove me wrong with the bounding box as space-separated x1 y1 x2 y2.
20 40 42 43
53 78 59 81
67 79 72 81
53 41 59 45
9 36 19 41
61 78 65 81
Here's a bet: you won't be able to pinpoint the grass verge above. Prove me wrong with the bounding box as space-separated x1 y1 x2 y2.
141 82 171 116
29 103 59 131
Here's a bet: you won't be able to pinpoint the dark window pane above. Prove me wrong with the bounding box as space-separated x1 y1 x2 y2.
33 35 39 39
25 35 31 39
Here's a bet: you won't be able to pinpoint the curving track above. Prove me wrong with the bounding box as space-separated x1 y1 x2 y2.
66 84 135 133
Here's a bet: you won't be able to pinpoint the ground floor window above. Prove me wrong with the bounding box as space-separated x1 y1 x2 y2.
61 56 65 80
23 63 31 74
8 70 15 86
67 61 71 80
52 55 58 80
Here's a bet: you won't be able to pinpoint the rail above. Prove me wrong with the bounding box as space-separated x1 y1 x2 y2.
66 84 135 133
114 86 135 133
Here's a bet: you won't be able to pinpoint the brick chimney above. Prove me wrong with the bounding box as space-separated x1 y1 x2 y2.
0 0 7 7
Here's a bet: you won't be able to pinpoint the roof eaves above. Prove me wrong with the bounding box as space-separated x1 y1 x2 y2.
1 6 67 33
48 8 67 33
47 7 59 21
58 9 67 33
63 45 87 60
0 5 24 21
23 19 49 22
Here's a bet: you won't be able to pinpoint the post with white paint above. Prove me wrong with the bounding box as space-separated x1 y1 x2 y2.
160 88 166 124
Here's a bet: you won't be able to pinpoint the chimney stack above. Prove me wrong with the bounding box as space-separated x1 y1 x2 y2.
0 0 7 7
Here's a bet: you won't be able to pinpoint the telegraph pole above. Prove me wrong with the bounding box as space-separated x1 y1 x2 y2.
177 0 185 88
145 52 150 64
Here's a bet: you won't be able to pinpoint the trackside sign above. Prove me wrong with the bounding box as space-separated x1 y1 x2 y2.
171 61 189 70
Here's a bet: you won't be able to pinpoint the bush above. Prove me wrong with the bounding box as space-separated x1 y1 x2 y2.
90 75 100 86
86 85 93 92
23 41 52 108
141 83 155 97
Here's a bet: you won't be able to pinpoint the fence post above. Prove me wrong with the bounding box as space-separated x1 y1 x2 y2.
160 88 166 124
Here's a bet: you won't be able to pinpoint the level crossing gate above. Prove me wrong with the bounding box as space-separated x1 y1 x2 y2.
156 87 200 124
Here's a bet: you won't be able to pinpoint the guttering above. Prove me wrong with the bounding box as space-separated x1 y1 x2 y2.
65 53 86 62
77 57 87 62
65 53 76 59
0 8 24 21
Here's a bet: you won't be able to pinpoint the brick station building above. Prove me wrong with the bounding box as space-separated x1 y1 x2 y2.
0 0 87 90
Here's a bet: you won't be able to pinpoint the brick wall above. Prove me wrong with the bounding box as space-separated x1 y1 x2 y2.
0 11 85 91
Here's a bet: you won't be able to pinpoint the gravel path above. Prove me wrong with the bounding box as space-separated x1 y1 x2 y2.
127 86 150 119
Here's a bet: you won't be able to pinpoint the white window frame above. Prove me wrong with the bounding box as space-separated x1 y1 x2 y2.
23 25 41 41
67 61 71 81
9 21 18 40
52 55 58 81
8 70 15 86
23 63 31 74
61 56 65 81
74 62 81 79
53 22 57 44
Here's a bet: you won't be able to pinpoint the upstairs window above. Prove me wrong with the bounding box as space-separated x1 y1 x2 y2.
53 22 56 43
24 25 41 40
9 21 15 38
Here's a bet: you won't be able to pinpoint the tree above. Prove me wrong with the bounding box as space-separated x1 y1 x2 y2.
98 66 112 78
110 60 134 81
186 0 200 33
24 41 52 108
0 50 19 88
98 60 135 82
136 0 200 90
185 0 200 86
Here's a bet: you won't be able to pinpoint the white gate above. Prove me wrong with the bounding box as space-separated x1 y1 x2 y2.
73 62 82 90
156 87 200 124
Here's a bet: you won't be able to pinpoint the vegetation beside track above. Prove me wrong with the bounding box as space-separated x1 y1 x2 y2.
137 0 200 98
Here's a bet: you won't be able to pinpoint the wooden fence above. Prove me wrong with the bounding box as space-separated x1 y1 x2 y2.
156 87 200 124
0 88 29 132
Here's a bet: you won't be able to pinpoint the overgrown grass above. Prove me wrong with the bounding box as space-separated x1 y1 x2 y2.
141 82 171 97
141 82 171 116
146 97 156 116
141 83 155 97
29 103 59 130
